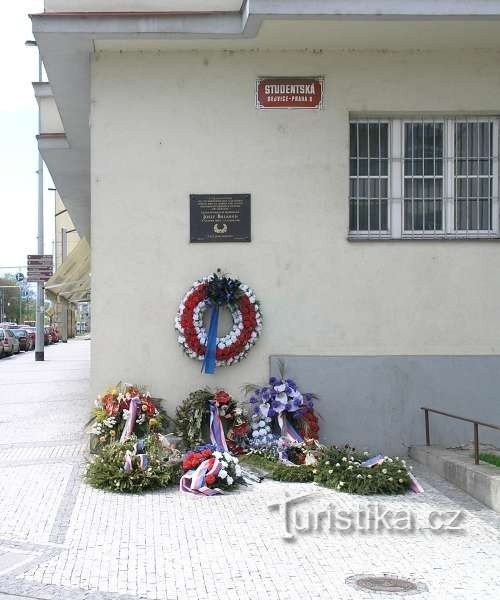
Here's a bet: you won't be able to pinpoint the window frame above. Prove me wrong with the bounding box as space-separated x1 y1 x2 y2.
348 116 500 240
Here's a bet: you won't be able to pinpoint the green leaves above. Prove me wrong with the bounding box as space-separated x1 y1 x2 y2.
85 435 181 493
313 446 410 495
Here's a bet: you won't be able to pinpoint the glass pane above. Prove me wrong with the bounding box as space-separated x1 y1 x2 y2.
358 159 368 176
358 124 368 157
350 123 357 158
350 159 358 176
358 199 368 229
369 124 380 157
349 198 358 230
380 124 389 158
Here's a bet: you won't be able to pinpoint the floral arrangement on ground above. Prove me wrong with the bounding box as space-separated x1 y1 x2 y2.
180 445 244 494
313 446 411 495
174 388 249 454
89 383 168 452
85 434 181 493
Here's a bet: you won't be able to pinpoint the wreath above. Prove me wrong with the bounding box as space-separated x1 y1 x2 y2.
174 389 249 452
175 270 262 373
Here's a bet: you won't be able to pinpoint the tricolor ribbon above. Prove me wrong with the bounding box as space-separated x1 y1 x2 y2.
361 454 385 468
123 439 149 472
278 413 303 444
201 304 219 374
179 456 224 496
209 400 229 452
408 471 424 493
119 395 141 443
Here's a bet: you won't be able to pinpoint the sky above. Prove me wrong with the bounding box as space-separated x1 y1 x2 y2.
0 0 55 276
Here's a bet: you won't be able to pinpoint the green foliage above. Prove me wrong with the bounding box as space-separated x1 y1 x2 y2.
313 446 410 495
479 452 500 468
241 452 315 483
85 435 181 493
174 389 213 447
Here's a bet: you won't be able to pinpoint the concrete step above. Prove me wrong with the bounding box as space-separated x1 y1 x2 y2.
409 445 500 512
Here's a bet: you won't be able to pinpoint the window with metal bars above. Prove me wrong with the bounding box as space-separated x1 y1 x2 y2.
349 117 499 239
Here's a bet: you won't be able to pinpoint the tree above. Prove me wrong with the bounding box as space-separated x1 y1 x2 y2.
0 274 37 324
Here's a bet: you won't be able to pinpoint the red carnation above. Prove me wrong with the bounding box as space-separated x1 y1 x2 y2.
214 390 231 406
205 474 216 486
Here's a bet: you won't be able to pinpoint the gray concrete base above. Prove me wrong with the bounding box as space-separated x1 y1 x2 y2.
409 445 500 512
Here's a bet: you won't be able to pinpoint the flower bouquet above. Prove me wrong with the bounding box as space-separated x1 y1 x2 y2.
90 383 165 452
245 365 320 447
180 444 244 495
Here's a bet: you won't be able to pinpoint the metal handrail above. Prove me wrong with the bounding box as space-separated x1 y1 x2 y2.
420 407 500 465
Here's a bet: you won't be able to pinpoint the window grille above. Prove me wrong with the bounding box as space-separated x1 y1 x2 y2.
349 117 499 239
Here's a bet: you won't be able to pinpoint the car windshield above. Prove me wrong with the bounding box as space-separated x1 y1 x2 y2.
13 330 27 337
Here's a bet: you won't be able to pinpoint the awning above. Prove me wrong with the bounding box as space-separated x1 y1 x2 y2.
45 238 90 303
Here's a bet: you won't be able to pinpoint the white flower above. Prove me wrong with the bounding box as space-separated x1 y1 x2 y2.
233 457 239 464
312 469 318 474
388 477 393 482
220 461 228 468
213 451 222 459
335 463 340 467
341 457 348 462
226 476 234 486
347 465 353 470
382 468 387 474
363 451 369 456
258 420 265 428
122 409 129 420
235 466 242 476
356 474 362 479
339 481 345 487
218 470 228 479
328 469 333 474
387 458 393 463
223 452 231 462
367 474 372 479
399 478 404 483
325 460 330 466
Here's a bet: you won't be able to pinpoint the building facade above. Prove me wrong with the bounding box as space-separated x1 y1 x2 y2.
32 1 500 453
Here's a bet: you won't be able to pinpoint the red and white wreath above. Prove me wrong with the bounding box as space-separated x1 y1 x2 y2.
175 273 262 367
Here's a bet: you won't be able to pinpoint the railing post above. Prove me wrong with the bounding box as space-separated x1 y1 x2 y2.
424 409 430 446
473 422 479 465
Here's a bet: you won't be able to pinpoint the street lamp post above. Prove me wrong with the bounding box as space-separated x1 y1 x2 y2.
26 40 45 361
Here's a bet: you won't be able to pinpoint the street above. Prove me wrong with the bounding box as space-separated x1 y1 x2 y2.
0 340 499 599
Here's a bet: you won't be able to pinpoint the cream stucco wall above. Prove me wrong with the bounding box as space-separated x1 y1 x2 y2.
90 48 500 404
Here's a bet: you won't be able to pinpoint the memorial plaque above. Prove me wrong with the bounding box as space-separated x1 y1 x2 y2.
190 194 251 243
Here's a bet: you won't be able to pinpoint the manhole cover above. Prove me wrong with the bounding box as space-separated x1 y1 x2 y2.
346 574 428 595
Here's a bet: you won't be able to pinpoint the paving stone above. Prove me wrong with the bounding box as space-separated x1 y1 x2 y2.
1 341 500 599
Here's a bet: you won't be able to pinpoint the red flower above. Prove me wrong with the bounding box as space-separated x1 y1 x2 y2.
214 390 231 406
202 449 212 458
205 474 216 486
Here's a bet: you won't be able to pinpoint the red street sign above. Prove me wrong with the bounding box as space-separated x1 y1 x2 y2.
256 77 323 110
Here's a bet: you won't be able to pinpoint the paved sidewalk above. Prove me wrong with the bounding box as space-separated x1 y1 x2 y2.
0 340 499 600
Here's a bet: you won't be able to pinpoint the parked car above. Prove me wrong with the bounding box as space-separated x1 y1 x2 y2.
49 326 60 343
12 329 32 351
22 326 36 349
0 329 9 358
0 328 18 356
6 330 20 354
